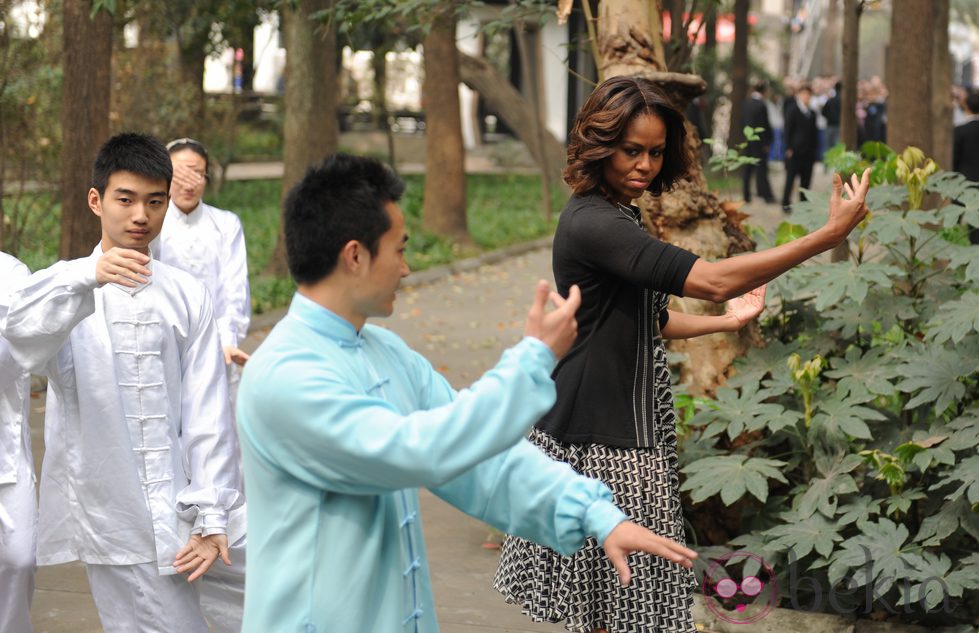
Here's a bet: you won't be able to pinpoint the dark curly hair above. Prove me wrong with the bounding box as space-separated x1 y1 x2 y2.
564 76 691 196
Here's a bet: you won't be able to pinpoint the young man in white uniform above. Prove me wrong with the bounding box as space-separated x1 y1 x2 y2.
0 251 35 633
0 133 245 633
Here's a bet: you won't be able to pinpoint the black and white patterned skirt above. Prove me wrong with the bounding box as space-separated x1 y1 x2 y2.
494 428 696 633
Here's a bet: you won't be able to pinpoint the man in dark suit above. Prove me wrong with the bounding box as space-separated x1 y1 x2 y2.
741 81 776 204
953 90 979 243
781 82 820 211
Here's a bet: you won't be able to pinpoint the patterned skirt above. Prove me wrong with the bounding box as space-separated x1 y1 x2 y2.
494 428 696 633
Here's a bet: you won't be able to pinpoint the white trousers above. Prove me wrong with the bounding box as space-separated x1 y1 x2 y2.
86 562 210 633
0 453 37 633
198 535 246 633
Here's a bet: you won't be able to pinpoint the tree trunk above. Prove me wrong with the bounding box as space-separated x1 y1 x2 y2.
702 0 717 139
931 0 952 168
458 52 568 194
177 36 208 132
887 0 933 155
598 0 759 397
513 19 553 221
821 0 839 76
727 0 749 150
421 8 468 240
840 0 860 150
265 1 339 277
60 0 112 260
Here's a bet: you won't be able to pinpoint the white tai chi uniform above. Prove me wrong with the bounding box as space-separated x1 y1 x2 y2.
154 200 250 632
0 247 245 633
0 252 36 633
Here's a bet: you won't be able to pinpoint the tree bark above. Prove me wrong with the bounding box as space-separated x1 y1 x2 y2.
887 0 933 156
597 0 758 397
60 0 112 260
177 39 208 130
840 0 860 150
265 1 339 276
821 0 839 76
421 8 468 240
727 0 749 150
931 0 952 169
458 52 568 194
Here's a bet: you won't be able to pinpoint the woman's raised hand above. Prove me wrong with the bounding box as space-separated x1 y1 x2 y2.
826 168 872 244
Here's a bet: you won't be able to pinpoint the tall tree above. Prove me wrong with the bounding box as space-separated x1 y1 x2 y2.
421 5 468 240
840 0 861 150
265 1 339 276
887 0 934 155
821 0 839 75
931 0 952 168
726 0 749 150
596 0 758 395
60 0 112 259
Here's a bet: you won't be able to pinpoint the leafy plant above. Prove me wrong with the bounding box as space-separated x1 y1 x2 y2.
680 143 979 624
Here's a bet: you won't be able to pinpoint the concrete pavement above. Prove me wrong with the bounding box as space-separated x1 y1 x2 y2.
25 163 827 631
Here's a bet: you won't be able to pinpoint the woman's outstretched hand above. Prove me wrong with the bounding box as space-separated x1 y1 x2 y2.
725 284 767 329
825 168 872 245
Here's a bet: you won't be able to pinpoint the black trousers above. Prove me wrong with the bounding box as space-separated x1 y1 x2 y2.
782 154 815 207
742 155 774 202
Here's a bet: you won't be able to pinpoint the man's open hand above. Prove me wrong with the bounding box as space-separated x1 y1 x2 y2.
603 521 697 587
523 279 581 360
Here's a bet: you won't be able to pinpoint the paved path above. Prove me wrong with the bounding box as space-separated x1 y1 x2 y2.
26 163 831 631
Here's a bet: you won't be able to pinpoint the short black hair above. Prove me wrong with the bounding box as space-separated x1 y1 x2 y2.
92 132 172 196
966 90 979 115
753 81 768 94
285 153 405 284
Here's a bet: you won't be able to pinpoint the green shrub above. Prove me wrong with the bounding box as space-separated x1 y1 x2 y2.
681 144 979 624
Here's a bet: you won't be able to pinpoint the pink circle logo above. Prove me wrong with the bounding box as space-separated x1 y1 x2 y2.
702 551 778 624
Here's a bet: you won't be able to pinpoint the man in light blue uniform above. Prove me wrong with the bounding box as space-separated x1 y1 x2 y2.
237 153 697 632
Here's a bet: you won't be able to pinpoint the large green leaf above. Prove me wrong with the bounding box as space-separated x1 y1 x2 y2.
691 383 800 440
728 340 800 388
864 183 908 211
883 488 927 517
898 552 979 609
821 292 915 339
761 512 842 559
941 243 979 282
827 519 913 591
824 347 902 397
863 211 925 246
929 455 979 506
925 291 979 344
914 496 979 546
680 454 789 505
797 453 863 518
810 391 887 441
836 495 882 526
930 407 979 452
804 262 900 311
895 345 976 414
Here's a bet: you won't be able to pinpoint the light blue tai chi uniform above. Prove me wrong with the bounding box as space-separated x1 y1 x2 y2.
237 294 628 633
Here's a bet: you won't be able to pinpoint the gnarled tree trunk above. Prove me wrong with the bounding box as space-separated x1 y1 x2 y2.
598 0 760 397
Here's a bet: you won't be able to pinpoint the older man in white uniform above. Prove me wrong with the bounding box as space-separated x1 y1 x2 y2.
0 133 244 633
0 251 35 633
